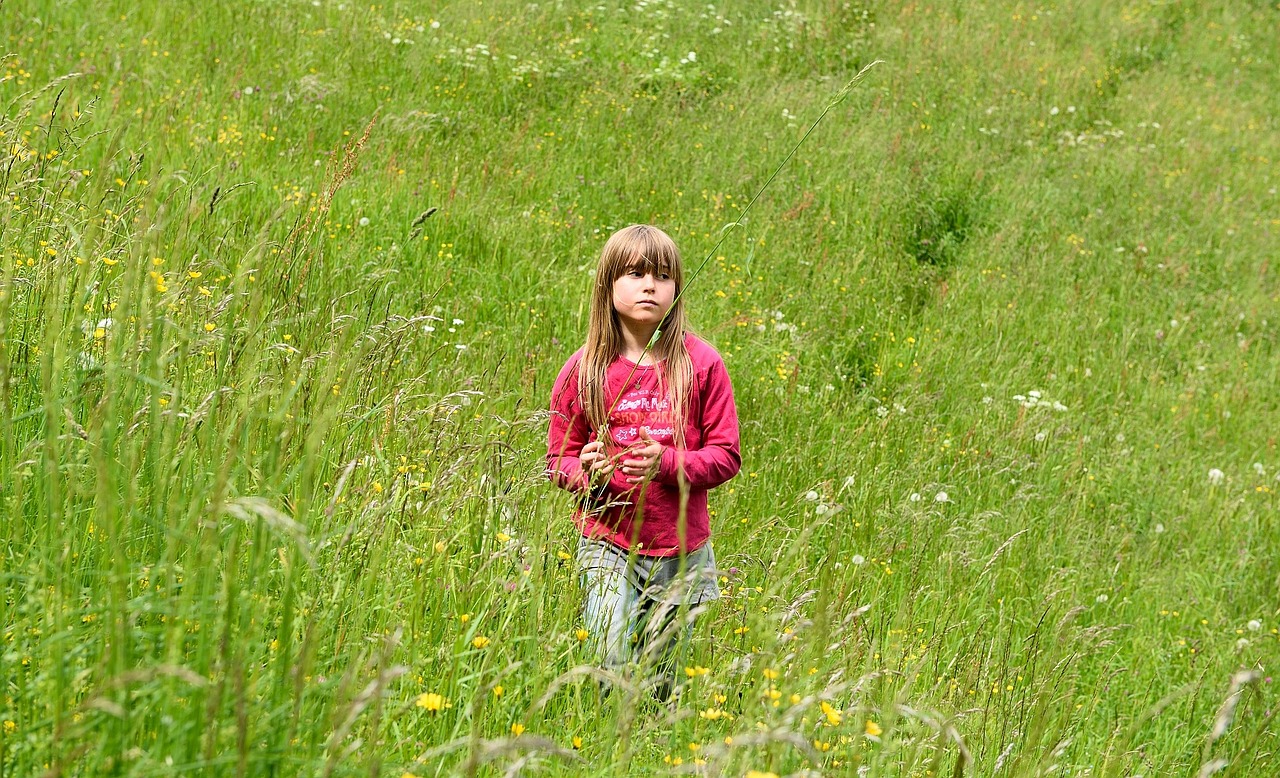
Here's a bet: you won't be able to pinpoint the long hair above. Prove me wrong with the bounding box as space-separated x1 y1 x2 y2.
578 224 692 447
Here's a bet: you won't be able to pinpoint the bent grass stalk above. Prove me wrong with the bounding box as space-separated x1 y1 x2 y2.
596 60 885 441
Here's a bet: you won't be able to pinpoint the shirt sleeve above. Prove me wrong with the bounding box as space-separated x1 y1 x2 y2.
655 353 741 489
547 357 593 493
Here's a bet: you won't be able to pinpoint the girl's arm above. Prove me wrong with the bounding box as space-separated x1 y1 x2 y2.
547 359 616 494
547 363 592 492
655 356 741 489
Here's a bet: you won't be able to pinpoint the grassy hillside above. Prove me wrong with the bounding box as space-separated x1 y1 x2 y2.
2 0 1276 774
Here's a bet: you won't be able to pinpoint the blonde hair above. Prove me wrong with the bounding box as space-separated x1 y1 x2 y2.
578 225 692 446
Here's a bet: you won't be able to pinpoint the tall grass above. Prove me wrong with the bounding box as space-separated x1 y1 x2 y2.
2 0 1277 775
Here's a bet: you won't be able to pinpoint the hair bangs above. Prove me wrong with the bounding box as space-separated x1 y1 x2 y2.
618 250 675 278
600 225 684 286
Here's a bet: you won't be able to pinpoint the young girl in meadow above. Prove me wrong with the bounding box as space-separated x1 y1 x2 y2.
547 225 740 700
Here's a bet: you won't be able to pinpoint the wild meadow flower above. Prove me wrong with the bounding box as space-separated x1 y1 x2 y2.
934 491 948 503
1208 468 1225 485
864 720 883 738
471 635 490 649
415 692 450 712
820 700 842 725
510 723 525 735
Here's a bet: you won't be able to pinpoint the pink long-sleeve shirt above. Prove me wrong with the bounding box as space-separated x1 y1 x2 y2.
547 334 741 556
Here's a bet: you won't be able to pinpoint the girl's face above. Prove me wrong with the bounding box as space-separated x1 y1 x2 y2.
611 262 676 332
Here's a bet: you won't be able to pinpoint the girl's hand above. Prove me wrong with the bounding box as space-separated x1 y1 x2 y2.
620 428 663 484
580 440 615 485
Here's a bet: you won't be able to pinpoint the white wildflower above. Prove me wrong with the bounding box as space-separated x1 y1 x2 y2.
1208 468 1225 485
934 491 948 503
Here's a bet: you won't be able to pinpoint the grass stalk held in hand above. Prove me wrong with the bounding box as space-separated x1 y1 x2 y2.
597 60 884 440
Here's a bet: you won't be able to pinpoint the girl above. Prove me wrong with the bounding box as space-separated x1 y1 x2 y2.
547 224 740 700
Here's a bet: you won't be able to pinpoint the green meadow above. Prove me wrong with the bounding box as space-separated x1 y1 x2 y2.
2 0 1277 774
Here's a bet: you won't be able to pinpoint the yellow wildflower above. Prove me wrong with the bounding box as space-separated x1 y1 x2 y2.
821 700 842 726
415 692 449 712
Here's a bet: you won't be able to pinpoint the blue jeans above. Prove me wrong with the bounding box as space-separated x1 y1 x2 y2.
576 536 720 691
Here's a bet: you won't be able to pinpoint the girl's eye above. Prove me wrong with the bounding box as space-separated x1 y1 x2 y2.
658 273 671 280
